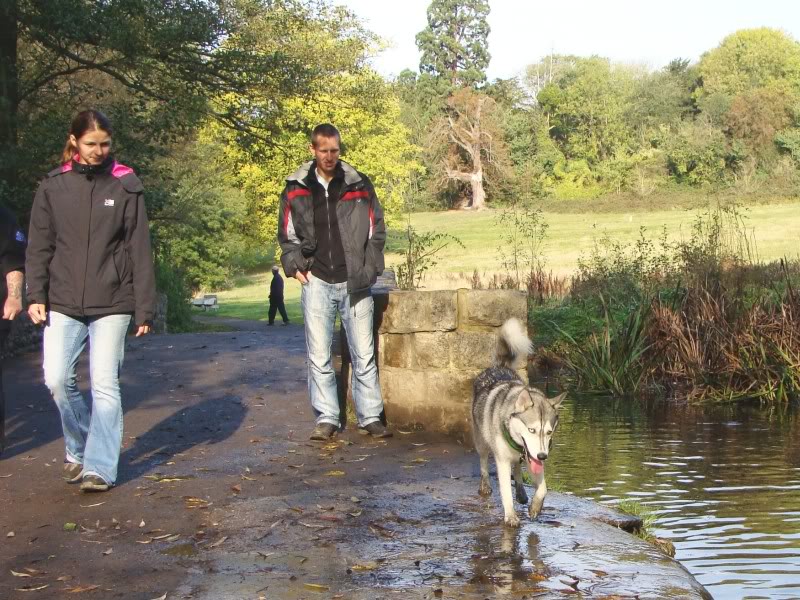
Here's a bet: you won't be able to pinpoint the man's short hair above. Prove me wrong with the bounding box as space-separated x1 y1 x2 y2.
311 123 340 146
271 265 279 273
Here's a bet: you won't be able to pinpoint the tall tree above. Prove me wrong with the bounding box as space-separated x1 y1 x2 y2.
698 28 800 98
430 88 509 210
1 0 326 217
415 0 490 89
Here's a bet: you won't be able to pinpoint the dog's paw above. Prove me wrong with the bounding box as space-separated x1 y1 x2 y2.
504 513 521 528
478 479 492 497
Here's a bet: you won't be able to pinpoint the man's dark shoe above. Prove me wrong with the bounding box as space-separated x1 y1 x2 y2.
63 462 83 483
361 421 393 438
309 422 338 441
80 474 110 493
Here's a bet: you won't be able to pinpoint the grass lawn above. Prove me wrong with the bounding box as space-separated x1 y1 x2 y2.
198 199 800 321
196 271 304 323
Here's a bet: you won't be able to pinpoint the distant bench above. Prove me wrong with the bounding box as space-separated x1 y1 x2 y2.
191 294 219 311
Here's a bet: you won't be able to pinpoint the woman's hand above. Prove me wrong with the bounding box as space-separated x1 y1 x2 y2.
28 303 47 325
135 324 151 337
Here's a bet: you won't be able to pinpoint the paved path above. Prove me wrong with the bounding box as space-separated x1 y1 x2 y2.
0 320 710 599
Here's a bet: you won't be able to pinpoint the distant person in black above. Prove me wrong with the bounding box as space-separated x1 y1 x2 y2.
0 204 26 455
268 265 289 326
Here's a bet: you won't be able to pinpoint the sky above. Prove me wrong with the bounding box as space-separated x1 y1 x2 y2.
336 0 800 80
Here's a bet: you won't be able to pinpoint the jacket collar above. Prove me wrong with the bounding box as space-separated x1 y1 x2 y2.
287 160 362 188
70 154 115 177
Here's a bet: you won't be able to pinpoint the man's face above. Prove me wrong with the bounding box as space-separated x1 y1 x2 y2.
310 135 340 178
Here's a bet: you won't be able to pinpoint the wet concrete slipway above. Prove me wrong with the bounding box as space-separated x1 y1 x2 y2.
0 320 711 599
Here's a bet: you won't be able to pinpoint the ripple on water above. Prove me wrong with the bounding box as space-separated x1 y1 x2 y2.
547 394 800 600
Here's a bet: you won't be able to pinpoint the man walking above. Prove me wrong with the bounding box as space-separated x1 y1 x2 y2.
0 204 26 454
276 123 392 440
267 265 289 325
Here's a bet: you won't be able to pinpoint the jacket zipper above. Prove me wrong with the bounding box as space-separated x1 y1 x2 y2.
324 187 334 272
81 178 96 315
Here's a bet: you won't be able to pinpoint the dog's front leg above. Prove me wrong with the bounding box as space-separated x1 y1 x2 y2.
529 469 547 519
496 459 520 527
513 460 528 505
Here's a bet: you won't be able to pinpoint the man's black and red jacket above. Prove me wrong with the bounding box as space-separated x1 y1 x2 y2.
277 159 386 293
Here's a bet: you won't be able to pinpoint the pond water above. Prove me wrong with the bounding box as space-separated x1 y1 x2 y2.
548 395 800 599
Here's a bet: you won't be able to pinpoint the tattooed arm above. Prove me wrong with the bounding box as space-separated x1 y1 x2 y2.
3 270 23 321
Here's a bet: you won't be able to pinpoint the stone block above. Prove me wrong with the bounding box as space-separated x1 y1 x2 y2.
381 367 479 435
413 332 454 369
451 330 497 370
378 333 413 369
378 290 457 333
460 289 528 329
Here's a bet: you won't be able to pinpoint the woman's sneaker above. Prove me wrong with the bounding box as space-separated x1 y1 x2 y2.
80 474 110 493
63 462 83 483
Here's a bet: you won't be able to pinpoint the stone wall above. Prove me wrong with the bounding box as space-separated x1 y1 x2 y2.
370 288 528 436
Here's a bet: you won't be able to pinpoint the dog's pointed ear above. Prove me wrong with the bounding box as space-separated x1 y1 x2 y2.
549 392 566 409
514 390 533 413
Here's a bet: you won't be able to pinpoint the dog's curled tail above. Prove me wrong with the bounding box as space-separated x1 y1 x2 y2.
496 318 533 369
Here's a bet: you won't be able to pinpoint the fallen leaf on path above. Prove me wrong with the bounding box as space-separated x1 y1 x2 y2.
66 584 100 593
136 539 153 544
349 562 379 571
151 533 175 540
15 584 49 592
350 496 361 503
80 502 105 508
298 522 327 529
183 497 210 509
165 534 181 543
10 570 32 577
139 520 146 528
208 536 228 548
102 548 113 556
0 474 12 478
241 475 256 481
150 594 168 600
303 583 329 592
348 509 363 517
231 484 242 494
396 430 413 435
325 470 345 477
410 458 429 463
411 443 426 447
7 531 15 537
287 464 304 469
62 523 77 532
318 515 341 523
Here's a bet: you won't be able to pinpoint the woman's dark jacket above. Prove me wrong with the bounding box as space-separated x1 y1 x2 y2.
276 160 386 293
25 158 157 325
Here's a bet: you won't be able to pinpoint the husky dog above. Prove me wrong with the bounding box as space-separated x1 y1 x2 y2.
472 318 565 527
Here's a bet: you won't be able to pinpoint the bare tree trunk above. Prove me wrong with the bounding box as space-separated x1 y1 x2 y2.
470 169 485 210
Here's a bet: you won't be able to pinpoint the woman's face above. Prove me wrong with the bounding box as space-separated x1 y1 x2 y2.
70 129 112 165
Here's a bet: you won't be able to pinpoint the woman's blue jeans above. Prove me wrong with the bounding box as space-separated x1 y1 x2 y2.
43 311 131 485
301 275 384 428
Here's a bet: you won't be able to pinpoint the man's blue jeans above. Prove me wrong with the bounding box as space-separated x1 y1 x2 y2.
301 275 384 428
43 311 131 485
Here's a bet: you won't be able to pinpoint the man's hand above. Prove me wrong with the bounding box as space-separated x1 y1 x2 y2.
28 303 47 325
3 270 23 320
295 271 309 285
135 324 151 337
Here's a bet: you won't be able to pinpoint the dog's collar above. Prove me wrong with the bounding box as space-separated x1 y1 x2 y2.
502 424 524 455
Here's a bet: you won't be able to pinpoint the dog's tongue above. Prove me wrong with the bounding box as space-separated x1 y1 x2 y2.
528 457 544 475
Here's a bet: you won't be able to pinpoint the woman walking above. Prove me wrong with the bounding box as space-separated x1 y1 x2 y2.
26 110 156 492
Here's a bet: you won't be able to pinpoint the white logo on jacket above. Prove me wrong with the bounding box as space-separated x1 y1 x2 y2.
104 199 115 207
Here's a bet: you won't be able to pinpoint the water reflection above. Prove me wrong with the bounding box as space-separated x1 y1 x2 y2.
548 394 800 599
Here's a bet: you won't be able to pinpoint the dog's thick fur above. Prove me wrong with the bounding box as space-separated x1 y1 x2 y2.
472 319 565 527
